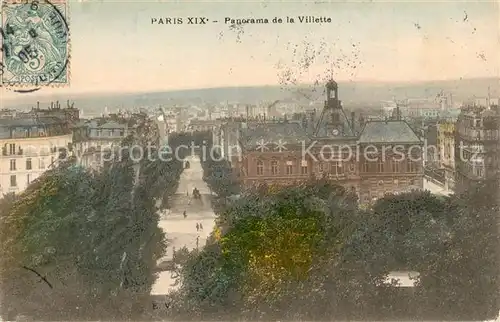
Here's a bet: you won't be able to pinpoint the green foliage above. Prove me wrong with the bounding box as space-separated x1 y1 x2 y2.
169 182 360 320
0 133 184 320
170 176 500 320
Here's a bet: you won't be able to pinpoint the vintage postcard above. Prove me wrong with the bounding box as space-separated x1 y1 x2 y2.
0 1 499 321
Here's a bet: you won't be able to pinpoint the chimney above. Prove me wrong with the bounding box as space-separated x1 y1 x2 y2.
37 101 40 109
359 115 365 128
350 111 355 131
396 103 401 120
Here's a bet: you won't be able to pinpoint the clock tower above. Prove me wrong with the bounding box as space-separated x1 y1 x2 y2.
314 79 354 138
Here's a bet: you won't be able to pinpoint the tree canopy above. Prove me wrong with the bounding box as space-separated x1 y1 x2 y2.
0 131 186 320
166 179 500 321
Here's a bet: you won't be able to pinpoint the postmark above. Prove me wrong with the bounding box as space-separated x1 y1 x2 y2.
0 0 70 92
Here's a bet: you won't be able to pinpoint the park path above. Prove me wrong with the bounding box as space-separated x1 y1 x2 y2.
151 154 216 295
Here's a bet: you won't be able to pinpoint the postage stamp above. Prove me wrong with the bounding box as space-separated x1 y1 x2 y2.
0 0 70 89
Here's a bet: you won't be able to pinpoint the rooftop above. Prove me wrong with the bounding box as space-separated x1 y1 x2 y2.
240 121 310 148
358 120 421 144
0 116 65 127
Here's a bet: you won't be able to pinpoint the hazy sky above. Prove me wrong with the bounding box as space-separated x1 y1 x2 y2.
1 0 499 101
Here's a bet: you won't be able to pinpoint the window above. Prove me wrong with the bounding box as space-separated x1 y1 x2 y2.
271 160 279 175
406 160 418 173
39 158 46 169
10 159 16 171
96 130 102 137
9 143 15 155
119 130 125 136
362 160 370 173
108 130 113 136
26 158 32 170
473 165 484 177
377 159 384 172
332 161 343 175
10 175 16 187
27 174 31 185
301 160 308 175
391 160 401 173
286 160 293 175
256 160 264 175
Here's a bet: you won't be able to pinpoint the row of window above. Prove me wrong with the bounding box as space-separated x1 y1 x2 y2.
3 143 60 156
6 174 32 187
256 160 309 176
94 129 125 137
9 157 54 171
254 160 420 176
361 160 420 173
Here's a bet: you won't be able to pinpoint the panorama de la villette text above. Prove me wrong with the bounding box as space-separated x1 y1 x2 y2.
151 16 332 25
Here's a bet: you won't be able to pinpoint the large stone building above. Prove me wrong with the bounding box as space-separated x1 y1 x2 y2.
225 80 424 204
0 117 72 196
455 104 500 190
71 119 129 169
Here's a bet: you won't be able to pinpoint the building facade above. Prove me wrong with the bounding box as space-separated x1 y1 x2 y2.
231 80 424 204
0 118 72 196
72 119 129 169
455 104 500 190
437 121 456 190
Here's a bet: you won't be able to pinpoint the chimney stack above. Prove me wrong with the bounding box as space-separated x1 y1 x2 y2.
350 111 355 131
359 115 365 128
37 101 40 109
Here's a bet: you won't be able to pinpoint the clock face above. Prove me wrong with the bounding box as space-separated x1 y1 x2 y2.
332 129 339 136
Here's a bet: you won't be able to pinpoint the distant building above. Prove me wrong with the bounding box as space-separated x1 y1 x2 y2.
455 104 500 190
187 119 219 133
0 117 72 196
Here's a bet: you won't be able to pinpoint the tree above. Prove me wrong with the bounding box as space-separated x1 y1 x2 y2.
416 180 500 320
0 141 182 320
169 181 360 320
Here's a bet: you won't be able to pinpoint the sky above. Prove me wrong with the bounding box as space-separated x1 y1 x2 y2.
1 0 499 101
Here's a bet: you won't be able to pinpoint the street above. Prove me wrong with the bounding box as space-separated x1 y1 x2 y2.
423 177 453 196
151 154 216 295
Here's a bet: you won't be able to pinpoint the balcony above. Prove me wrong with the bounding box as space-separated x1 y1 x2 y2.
2 147 24 157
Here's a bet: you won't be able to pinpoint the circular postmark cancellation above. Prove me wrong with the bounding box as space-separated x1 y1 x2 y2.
0 0 70 92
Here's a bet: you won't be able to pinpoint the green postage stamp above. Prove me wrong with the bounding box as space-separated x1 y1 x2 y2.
0 0 70 88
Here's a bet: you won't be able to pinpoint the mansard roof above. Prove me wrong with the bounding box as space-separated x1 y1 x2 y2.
239 121 310 149
358 120 421 144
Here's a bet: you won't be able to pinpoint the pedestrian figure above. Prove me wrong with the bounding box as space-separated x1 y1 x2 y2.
199 223 203 231
196 223 199 232
183 210 187 218
196 236 199 249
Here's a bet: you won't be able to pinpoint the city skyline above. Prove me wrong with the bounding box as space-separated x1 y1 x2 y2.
0 0 498 101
